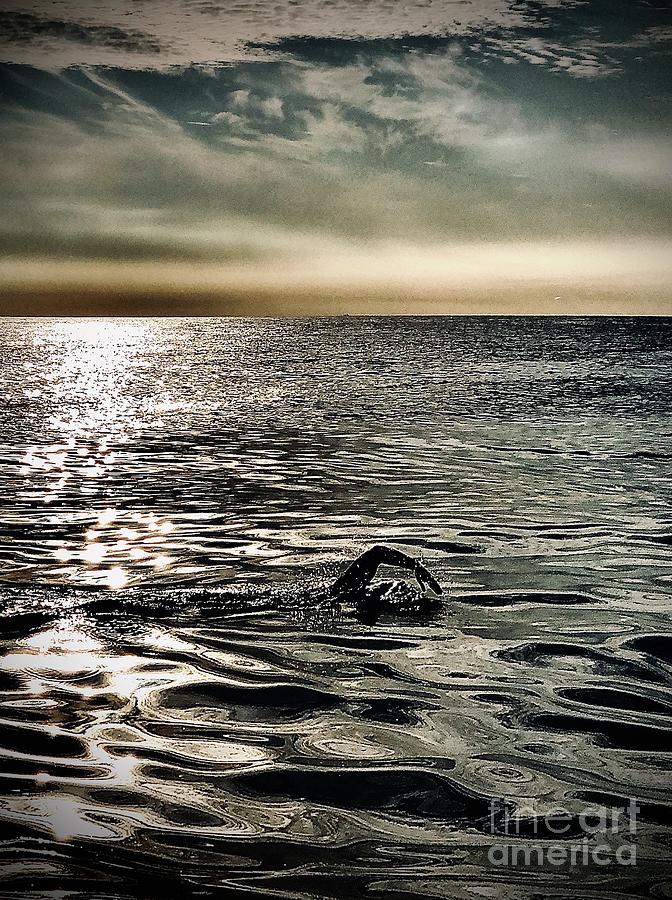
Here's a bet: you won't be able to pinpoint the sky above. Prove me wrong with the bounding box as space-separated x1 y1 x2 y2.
0 0 671 314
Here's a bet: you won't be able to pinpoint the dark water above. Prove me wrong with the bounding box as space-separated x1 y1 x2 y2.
0 316 671 898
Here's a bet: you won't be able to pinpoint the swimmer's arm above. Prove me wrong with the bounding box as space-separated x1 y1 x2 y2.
330 544 442 597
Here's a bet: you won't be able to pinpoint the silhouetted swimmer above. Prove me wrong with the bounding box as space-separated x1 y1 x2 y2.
329 544 442 623
0 545 442 633
103 544 442 624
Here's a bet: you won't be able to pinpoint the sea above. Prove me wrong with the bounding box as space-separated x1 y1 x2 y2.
0 315 671 898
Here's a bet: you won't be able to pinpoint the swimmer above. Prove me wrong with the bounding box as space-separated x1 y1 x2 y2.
329 544 442 622
0 545 442 633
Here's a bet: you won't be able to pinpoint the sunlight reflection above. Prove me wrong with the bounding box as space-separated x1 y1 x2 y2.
40 318 154 442
17 320 157 522
13 319 190 586
82 543 107 564
10 795 124 842
98 508 118 527
107 567 128 590
8 317 276 586
46 506 177 586
1 622 170 703
24 623 104 656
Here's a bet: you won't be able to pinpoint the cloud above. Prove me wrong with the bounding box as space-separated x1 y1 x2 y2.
3 238 671 317
0 0 668 103
0 0 595 68
0 1 670 313
479 34 622 78
575 135 672 186
299 50 523 151
0 2 668 315
0 9 163 54
0 70 670 313
1 58 670 266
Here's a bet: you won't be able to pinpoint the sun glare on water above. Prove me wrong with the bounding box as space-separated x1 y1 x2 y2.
19 319 182 588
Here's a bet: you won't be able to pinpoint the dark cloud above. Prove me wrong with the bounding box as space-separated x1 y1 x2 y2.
0 0 643 69
0 227 269 264
251 0 672 81
0 10 163 54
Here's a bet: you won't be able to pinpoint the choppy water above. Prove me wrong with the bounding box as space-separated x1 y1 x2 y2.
0 316 671 898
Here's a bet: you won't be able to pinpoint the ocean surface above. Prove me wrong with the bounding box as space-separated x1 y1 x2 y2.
0 316 671 898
